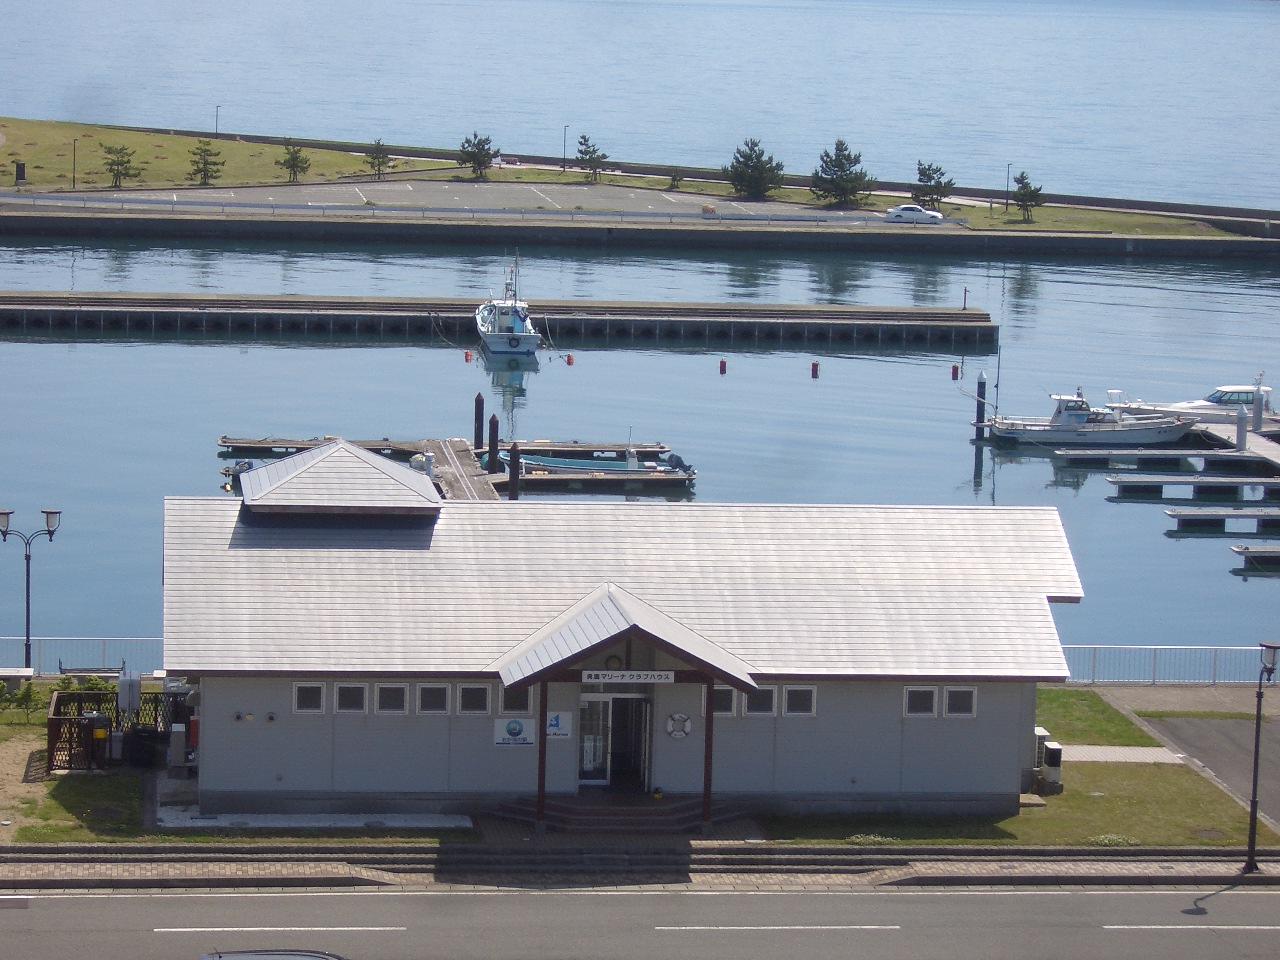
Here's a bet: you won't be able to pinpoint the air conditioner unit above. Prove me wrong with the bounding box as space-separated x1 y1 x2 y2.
1035 726 1051 768
1041 740 1063 785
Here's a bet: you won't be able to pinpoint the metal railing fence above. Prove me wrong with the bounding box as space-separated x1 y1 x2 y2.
1063 645 1264 684
0 637 162 676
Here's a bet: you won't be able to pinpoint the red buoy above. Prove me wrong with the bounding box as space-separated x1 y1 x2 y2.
811 361 820 379
465 350 473 363
951 363 960 381
719 359 727 375
566 353 575 366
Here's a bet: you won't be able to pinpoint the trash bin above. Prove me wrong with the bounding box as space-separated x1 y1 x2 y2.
14 161 27 184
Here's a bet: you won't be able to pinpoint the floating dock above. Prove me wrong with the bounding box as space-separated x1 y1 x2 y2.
0 292 997 352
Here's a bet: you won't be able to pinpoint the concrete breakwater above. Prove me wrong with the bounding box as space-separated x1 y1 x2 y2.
0 292 997 352
2 210 1277 260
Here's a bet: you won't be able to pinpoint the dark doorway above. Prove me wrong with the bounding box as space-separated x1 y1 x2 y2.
608 698 650 793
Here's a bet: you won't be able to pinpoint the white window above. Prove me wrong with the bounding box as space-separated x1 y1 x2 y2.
375 684 408 714
457 683 491 715
944 686 977 718
783 685 817 716
335 683 367 714
705 685 735 716
417 683 449 715
904 686 937 717
743 685 777 716
500 684 531 715
293 682 324 714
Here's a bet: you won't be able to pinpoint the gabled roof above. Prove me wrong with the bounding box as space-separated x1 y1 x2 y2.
239 440 441 515
164 501 1082 679
489 583 758 691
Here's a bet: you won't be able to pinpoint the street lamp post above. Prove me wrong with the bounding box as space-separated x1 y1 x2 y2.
562 124 569 172
1005 162 1012 211
215 105 221 135
71 138 78 190
0 509 63 670
1244 641 1279 874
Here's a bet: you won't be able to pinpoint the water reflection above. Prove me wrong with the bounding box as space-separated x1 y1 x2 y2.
480 346 540 436
808 258 870 301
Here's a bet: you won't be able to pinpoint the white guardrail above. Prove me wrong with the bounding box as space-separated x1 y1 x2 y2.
0 639 1267 684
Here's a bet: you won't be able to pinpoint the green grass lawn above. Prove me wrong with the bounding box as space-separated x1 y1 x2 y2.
763 763 1276 846
1136 710 1261 722
1036 688 1159 746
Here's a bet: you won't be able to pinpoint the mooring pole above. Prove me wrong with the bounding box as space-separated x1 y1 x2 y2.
487 415 500 473
974 372 988 442
1237 405 1249 451
508 443 521 500
473 392 485 449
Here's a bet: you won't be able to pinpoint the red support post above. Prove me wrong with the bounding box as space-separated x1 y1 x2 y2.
536 680 549 826
702 676 714 824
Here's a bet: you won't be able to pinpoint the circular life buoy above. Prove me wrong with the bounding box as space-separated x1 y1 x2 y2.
666 713 692 738
506 357 520 371
508 336 521 349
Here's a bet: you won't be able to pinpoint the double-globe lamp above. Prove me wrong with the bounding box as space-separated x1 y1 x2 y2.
0 509 63 670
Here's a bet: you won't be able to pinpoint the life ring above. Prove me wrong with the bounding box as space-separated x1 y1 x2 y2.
666 713 692 738
507 336 521 349
506 357 520 370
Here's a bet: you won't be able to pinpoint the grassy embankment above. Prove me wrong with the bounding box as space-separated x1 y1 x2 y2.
1 116 1231 237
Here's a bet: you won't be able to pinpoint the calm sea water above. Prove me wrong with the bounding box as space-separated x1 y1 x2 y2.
2 239 1280 660
7 0 1279 206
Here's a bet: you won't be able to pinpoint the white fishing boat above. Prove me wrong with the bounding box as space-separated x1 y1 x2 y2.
1106 382 1276 425
985 391 1198 446
475 260 542 356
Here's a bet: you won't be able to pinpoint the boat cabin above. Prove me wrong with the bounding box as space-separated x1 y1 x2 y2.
1204 385 1272 410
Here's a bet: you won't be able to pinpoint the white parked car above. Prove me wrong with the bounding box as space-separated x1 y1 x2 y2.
884 203 944 224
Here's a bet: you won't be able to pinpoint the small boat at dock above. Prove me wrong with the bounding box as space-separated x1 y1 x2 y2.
475 260 542 356
983 391 1198 446
484 448 695 479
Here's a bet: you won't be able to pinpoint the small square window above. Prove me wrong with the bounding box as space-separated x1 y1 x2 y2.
710 686 735 716
904 686 937 717
783 686 816 716
458 684 491 714
293 683 324 714
417 684 449 715
376 684 407 714
501 685 531 714
744 686 776 716
945 687 976 718
335 683 367 713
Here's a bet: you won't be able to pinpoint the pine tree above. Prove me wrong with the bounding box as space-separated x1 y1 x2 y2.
99 143 141 188
186 139 225 186
458 132 498 179
365 139 391 180
1012 170 1044 222
723 138 784 200
810 139 876 207
275 142 312 183
911 161 955 209
575 134 609 182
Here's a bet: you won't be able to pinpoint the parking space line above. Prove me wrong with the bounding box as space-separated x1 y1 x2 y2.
528 186 561 208
353 186 368 203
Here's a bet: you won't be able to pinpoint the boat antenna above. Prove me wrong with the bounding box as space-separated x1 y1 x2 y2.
994 346 1002 414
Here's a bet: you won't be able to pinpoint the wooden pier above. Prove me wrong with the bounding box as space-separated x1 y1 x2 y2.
1230 544 1280 569
1108 473 1280 501
0 292 997 353
1164 506 1280 534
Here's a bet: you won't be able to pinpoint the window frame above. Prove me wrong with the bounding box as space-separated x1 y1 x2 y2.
702 685 736 717
499 684 533 716
743 684 777 717
943 686 977 718
292 682 325 715
416 683 450 716
374 683 408 715
903 685 938 718
456 683 492 716
782 684 817 717
334 682 368 714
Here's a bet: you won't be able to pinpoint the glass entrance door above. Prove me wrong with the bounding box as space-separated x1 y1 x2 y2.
578 699 610 784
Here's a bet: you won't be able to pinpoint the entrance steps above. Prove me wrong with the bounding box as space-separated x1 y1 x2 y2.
493 795 741 834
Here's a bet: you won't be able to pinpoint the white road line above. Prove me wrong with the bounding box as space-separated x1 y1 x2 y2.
155 926 406 933
1105 925 1280 931
528 186 561 209
659 193 681 203
657 925 899 931
353 186 367 203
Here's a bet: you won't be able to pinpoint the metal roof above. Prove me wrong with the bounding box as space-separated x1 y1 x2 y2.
163 500 1082 680
238 440 441 515
490 583 758 690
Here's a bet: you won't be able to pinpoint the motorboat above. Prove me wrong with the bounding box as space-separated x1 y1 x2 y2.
984 391 1198 446
484 448 695 477
475 260 542 356
1106 383 1275 425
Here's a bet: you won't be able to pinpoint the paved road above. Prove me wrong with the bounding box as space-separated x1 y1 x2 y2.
1147 716 1280 824
6 887 1280 960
